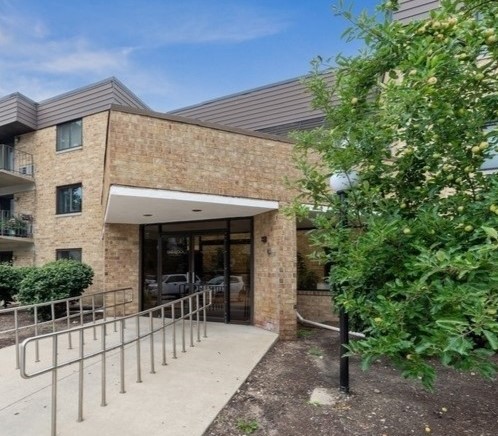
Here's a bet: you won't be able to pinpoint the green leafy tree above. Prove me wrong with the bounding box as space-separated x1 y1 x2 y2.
293 0 498 388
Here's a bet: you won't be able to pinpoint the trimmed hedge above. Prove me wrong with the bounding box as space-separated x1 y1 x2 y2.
17 260 94 306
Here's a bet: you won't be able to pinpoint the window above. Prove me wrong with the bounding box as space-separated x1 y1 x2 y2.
56 248 82 262
481 123 498 171
56 119 82 151
56 184 82 214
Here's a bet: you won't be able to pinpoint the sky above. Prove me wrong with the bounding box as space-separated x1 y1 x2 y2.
0 0 380 112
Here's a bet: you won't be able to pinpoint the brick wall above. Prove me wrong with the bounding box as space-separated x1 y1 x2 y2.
104 223 140 314
296 290 338 323
14 112 109 292
253 210 297 340
104 110 300 204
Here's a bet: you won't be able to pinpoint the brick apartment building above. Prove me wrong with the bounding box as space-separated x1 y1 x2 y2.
0 77 308 338
0 0 441 338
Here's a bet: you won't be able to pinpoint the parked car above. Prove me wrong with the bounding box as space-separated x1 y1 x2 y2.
147 274 201 297
207 275 245 302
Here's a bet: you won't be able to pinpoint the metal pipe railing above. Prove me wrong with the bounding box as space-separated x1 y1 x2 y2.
0 287 134 369
0 210 33 238
296 310 366 338
0 143 34 175
19 289 212 436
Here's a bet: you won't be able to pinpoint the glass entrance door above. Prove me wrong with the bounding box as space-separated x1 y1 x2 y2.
158 232 230 321
142 219 252 323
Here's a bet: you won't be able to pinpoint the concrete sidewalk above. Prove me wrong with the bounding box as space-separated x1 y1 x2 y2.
0 320 278 436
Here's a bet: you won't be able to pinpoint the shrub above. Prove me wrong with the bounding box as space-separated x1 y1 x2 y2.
17 260 93 306
0 263 21 307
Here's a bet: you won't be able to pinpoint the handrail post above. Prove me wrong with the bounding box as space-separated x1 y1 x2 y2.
189 296 194 348
51 335 58 436
92 296 97 340
136 314 142 383
78 329 84 422
66 300 72 349
113 291 118 333
101 323 107 407
51 302 56 333
149 312 155 374
181 300 186 353
196 293 201 343
34 305 40 362
14 309 19 369
172 303 177 359
161 306 167 366
120 318 126 394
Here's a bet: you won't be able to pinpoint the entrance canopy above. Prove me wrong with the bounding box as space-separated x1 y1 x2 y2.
104 185 279 224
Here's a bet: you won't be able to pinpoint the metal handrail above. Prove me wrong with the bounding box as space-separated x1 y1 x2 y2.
0 287 134 369
0 143 34 176
19 289 212 436
0 210 33 238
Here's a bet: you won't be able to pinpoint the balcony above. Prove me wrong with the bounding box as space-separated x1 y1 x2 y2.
0 211 33 247
0 144 34 187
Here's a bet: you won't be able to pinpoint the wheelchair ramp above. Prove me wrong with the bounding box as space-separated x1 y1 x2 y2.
0 321 277 436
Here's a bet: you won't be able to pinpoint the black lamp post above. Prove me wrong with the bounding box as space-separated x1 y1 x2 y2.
329 171 358 394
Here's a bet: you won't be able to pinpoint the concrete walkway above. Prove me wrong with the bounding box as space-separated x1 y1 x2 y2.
0 319 278 436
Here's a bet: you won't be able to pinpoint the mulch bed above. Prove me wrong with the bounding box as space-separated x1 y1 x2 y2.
204 327 498 436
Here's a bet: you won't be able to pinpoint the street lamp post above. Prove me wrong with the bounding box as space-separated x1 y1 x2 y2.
329 171 358 394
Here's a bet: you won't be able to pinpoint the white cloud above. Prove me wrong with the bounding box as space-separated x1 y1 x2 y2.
138 4 289 45
0 0 290 107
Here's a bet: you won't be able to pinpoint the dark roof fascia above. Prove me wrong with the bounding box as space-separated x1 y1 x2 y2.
109 104 295 144
38 76 149 109
0 92 38 106
169 71 334 114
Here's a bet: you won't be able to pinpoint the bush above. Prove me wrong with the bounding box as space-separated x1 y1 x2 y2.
0 263 21 307
17 260 94 306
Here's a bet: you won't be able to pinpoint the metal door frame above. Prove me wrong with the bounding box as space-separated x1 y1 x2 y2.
158 229 231 322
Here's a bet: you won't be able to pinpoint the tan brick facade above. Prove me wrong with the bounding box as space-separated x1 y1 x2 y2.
3 107 327 339
11 112 108 292
296 291 338 323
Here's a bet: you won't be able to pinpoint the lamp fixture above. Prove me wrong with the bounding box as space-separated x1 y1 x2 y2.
329 171 358 193
192 209 202 212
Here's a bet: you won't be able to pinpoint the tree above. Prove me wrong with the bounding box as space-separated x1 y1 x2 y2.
292 0 498 388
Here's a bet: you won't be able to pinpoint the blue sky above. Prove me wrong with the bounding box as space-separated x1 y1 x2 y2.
0 0 379 111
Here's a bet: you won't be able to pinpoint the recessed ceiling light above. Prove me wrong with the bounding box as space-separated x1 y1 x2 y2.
143 213 153 217
192 209 202 212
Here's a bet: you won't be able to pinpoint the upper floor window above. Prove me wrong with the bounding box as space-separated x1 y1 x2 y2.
56 183 82 214
56 119 82 151
56 248 82 262
481 123 498 172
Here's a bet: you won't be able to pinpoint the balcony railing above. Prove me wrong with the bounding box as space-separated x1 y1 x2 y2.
0 144 34 177
0 210 33 238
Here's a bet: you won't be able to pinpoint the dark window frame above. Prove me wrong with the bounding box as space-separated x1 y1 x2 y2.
56 248 82 262
56 183 82 215
56 119 82 151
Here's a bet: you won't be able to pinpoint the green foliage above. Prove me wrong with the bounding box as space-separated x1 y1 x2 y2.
297 327 315 338
293 0 498 388
17 260 93 306
308 346 324 357
236 419 259 434
0 264 35 306
0 263 21 306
